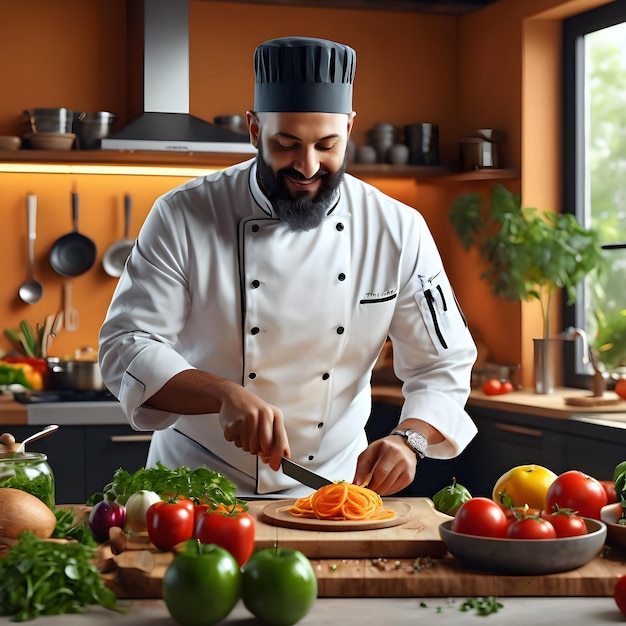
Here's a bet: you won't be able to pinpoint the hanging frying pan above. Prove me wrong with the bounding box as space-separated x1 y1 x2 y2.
49 192 97 277
102 193 135 278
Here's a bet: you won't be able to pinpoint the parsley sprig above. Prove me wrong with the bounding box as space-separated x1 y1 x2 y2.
89 461 244 509
0 531 120 622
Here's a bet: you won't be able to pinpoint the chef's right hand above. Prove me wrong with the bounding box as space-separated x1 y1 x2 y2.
218 384 290 471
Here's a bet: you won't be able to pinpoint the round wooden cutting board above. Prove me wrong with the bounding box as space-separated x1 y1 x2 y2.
260 499 412 531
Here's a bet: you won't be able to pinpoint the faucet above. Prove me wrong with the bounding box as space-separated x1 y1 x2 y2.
559 326 607 396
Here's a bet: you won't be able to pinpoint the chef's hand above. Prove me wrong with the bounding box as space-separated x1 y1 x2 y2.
353 437 417 496
218 385 290 471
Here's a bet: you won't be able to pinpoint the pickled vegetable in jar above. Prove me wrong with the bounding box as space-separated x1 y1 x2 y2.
0 451 55 509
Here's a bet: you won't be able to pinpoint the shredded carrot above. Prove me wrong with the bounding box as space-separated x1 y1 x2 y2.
288 483 396 521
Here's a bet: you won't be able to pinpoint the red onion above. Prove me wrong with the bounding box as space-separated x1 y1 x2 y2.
88 500 126 542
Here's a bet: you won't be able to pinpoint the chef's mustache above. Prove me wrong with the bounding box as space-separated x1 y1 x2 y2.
279 168 329 183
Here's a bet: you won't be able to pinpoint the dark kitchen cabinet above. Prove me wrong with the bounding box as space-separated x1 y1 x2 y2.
6 424 151 505
464 407 626 497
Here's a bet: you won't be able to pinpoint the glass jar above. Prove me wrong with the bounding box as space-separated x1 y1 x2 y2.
0 451 55 508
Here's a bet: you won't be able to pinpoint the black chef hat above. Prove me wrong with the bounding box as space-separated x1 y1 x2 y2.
254 36 356 114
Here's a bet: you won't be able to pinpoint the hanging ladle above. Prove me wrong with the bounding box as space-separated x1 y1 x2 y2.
15 424 59 454
18 193 44 304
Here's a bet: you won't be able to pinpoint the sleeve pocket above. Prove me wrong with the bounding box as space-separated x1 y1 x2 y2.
415 281 468 354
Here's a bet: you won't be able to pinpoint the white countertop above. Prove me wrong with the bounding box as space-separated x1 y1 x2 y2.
0 597 621 625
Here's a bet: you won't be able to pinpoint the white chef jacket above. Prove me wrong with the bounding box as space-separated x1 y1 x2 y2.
99 158 477 497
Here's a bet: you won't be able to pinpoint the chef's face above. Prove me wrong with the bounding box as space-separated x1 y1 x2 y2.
248 111 355 231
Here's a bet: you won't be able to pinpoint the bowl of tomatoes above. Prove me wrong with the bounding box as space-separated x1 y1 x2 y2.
439 497 607 575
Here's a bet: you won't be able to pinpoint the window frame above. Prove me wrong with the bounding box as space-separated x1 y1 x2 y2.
562 0 626 388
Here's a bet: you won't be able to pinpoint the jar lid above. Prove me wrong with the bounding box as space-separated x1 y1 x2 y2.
0 451 48 462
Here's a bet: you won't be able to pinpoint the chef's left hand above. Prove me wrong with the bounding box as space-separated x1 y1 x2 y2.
353 437 417 496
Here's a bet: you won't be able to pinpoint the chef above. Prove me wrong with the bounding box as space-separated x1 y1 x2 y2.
99 36 478 498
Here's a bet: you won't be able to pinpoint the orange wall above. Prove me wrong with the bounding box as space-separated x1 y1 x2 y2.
0 0 614 386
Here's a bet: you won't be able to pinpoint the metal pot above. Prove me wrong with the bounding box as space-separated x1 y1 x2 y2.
47 358 105 391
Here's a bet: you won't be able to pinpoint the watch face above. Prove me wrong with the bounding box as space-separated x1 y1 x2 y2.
406 432 421 449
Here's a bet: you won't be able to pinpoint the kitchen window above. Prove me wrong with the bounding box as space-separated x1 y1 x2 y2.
563 0 626 387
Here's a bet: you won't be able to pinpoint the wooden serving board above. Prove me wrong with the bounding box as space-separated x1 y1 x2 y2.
92 498 626 599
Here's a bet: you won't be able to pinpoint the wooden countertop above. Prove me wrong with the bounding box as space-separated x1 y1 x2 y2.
0 393 26 425
372 385 626 419
3 386 626 427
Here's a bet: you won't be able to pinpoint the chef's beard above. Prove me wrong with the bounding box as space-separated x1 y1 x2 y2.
256 143 346 232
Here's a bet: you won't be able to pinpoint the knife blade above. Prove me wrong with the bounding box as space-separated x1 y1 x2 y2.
281 457 332 490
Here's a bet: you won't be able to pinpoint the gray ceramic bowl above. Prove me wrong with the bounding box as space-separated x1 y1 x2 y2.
439 518 606 575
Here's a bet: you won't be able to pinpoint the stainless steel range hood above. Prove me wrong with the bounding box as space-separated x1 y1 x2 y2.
102 0 256 154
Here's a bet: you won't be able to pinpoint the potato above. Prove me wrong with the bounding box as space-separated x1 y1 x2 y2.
0 487 57 539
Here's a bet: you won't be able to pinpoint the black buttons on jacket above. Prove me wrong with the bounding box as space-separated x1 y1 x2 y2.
338 273 346 281
251 279 260 288
322 372 330 380
251 327 260 335
251 224 260 232
248 372 256 380
336 327 345 335
336 223 344 231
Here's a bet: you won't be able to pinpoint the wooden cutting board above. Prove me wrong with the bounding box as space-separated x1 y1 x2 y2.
251 498 450 558
92 498 626 599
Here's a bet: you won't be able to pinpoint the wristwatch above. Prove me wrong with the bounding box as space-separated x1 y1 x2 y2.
390 429 427 460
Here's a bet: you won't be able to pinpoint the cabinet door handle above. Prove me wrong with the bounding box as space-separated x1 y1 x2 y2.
110 435 153 443
494 423 543 438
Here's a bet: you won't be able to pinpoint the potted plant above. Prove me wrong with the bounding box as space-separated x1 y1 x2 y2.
448 184 605 392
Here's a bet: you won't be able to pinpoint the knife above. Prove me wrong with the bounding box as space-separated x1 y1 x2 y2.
281 457 332 490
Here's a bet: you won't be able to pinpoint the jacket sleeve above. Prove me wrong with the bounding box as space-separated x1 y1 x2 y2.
98 194 196 432
388 211 478 458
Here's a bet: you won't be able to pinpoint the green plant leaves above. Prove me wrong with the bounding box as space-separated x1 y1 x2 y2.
447 184 606 337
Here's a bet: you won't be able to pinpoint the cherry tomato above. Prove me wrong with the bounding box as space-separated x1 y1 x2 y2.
615 573 626 617
146 496 195 551
451 497 509 538
615 378 626 401
600 480 618 504
482 378 514 396
506 516 557 539
482 379 503 395
195 503 256 567
545 470 608 520
540 508 588 537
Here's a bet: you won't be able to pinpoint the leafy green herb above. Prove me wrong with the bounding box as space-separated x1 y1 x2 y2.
52 508 97 546
0 531 120 621
460 596 504 616
92 462 245 509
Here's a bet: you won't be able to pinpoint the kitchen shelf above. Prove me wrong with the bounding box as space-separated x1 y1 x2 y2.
0 149 518 182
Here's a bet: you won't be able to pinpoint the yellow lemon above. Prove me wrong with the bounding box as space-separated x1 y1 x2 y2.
492 464 558 511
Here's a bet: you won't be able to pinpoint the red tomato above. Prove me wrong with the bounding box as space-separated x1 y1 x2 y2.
482 379 503 395
195 504 256 567
615 573 626 616
501 381 514 394
545 470 608 520
539 508 588 537
615 378 626 401
146 497 195 551
506 516 557 539
481 378 513 396
600 480 618 505
451 497 509 538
